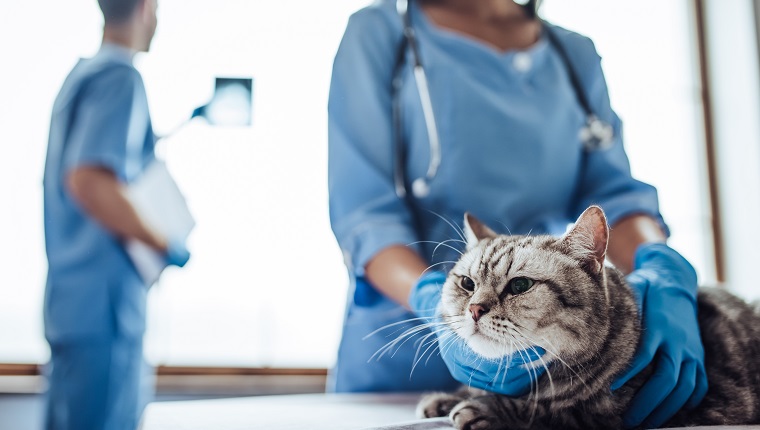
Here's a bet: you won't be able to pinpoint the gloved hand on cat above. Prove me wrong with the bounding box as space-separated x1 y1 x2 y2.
612 243 708 429
409 270 546 396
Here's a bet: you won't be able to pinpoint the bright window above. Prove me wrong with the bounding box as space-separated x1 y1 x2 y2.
0 0 714 365
543 0 715 283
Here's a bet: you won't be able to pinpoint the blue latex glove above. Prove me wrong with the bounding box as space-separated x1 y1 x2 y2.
612 243 708 429
409 271 546 396
165 238 191 268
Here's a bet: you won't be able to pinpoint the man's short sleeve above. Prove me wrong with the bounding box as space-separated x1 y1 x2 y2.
62 65 141 181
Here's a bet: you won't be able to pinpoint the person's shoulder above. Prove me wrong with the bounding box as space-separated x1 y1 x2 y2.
336 0 404 62
54 60 140 114
82 57 142 95
53 57 139 111
92 58 141 83
543 22 600 62
345 0 403 40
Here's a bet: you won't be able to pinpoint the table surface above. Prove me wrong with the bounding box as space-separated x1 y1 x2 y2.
139 393 760 430
139 393 423 430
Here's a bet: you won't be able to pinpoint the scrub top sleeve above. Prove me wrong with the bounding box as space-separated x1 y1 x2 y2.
328 9 421 276
62 66 141 183
570 42 669 235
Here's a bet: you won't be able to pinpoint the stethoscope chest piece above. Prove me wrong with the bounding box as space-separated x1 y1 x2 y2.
579 115 615 151
411 177 431 198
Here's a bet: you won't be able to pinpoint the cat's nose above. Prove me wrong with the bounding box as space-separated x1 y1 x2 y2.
469 304 490 322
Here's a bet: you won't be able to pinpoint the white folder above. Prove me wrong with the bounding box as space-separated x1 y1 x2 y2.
125 160 195 285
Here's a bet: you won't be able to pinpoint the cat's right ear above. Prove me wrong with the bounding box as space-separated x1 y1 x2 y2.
464 212 497 250
561 206 609 274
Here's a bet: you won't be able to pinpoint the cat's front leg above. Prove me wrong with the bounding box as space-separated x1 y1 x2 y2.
449 395 548 430
416 387 470 418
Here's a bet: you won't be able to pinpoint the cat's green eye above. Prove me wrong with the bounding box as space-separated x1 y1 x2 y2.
509 277 534 295
460 276 475 292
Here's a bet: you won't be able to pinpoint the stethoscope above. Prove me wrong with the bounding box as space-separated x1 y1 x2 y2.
393 0 615 199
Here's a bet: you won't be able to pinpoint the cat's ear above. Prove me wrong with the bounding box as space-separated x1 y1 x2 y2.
561 206 609 274
464 212 498 250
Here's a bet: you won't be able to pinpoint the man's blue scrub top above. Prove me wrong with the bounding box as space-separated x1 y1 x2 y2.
327 0 667 392
43 44 156 342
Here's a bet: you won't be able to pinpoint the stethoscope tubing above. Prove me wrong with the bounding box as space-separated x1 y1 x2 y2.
393 0 614 199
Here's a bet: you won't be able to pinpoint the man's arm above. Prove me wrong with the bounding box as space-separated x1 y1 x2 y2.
67 166 167 252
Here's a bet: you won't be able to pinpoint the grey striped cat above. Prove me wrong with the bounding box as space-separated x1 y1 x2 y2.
417 206 760 429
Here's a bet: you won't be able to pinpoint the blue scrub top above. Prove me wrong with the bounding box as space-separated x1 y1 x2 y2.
327 0 665 391
43 44 155 342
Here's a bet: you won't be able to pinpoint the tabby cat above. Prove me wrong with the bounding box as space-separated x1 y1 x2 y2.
417 206 760 429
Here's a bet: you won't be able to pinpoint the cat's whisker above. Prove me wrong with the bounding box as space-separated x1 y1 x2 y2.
370 324 439 356
508 339 541 424
361 317 438 340
422 261 459 274
408 239 466 257
426 331 461 366
432 241 463 257
369 315 470 364
368 322 454 362
535 334 591 390
428 211 468 243
411 330 458 378
511 326 592 394
495 221 513 236
437 331 464 359
467 355 488 389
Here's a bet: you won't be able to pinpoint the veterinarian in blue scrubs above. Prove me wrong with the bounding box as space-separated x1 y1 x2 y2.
328 0 706 428
43 1 188 429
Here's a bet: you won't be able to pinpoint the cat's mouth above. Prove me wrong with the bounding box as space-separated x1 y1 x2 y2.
459 321 521 358
472 323 505 344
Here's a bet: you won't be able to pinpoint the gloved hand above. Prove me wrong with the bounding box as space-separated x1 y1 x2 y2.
409 271 546 396
612 243 708 429
164 238 191 268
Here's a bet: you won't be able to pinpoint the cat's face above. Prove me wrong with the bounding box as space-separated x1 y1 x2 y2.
439 207 611 364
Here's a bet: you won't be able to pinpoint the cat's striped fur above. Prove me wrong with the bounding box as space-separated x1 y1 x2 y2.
417 206 760 429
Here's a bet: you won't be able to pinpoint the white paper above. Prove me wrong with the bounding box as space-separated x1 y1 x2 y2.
125 160 195 285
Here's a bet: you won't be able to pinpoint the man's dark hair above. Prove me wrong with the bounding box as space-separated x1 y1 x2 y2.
97 0 142 24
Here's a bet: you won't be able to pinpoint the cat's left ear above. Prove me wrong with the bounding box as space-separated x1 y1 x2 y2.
464 212 498 250
561 206 609 274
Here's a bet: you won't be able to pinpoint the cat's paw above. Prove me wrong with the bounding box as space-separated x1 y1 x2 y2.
416 392 464 418
450 400 497 430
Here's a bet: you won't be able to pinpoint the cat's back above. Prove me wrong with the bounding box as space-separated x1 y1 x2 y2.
682 287 760 425
697 287 760 356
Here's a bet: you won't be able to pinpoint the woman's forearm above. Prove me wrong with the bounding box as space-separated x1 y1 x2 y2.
607 214 667 274
365 245 430 309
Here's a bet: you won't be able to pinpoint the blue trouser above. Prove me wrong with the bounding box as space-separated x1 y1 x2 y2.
44 335 152 430
329 278 460 393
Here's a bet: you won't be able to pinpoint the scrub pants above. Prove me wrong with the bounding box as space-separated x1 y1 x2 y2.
45 335 152 430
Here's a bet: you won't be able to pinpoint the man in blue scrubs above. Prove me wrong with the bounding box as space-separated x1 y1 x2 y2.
42 1 186 429
328 1 706 428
